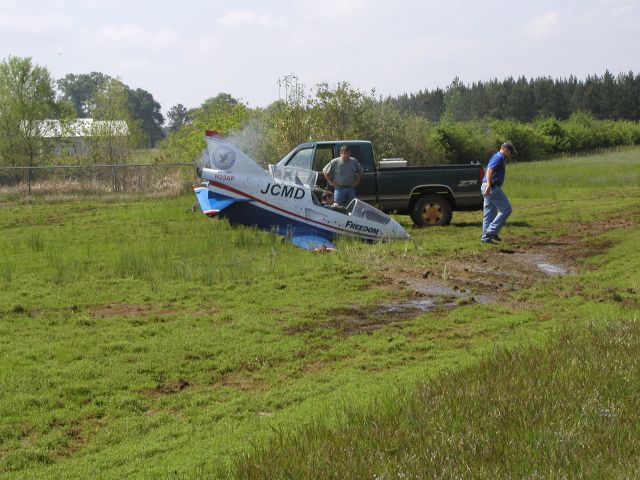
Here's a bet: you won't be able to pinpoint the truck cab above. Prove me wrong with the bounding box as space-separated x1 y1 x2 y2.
277 140 483 227
278 141 379 203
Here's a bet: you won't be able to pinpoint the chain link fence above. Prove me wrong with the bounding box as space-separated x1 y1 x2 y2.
0 163 197 198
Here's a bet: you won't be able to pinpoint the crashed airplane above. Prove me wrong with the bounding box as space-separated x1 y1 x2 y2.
194 131 410 251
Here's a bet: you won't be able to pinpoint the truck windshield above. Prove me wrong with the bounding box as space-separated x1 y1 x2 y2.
347 199 392 225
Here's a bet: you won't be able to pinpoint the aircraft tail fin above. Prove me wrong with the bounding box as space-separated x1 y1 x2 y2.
200 131 265 176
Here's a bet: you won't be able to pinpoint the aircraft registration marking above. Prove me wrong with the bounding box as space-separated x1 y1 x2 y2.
214 174 235 181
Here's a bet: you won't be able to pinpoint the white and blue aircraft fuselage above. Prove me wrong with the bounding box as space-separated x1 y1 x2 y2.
194 132 410 251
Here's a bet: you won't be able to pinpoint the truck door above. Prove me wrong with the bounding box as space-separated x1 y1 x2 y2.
342 144 376 205
312 144 334 189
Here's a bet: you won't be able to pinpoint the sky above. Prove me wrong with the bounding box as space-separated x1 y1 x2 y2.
1 0 639 116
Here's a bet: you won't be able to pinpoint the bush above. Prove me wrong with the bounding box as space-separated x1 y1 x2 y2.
490 119 551 160
534 117 568 153
429 122 489 164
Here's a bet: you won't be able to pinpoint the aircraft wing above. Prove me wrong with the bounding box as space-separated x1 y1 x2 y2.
194 187 247 216
291 235 337 252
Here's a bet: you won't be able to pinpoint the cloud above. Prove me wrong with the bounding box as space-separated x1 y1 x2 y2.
612 2 635 16
185 34 223 57
295 0 367 18
0 11 73 34
99 25 180 48
525 11 561 41
216 10 284 29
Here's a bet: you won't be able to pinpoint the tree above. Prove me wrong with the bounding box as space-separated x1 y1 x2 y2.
57 72 111 118
167 103 189 132
85 79 143 164
441 77 468 123
309 81 371 139
162 93 250 163
268 74 310 150
0 56 67 166
58 72 165 147
505 76 535 122
125 87 165 146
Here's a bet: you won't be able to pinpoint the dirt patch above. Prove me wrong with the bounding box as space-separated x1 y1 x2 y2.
142 378 191 397
310 299 460 336
289 211 637 337
220 373 267 391
390 211 639 306
89 303 181 318
285 245 576 337
390 243 575 306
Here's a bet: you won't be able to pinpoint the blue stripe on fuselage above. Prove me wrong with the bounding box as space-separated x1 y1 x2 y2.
218 201 336 241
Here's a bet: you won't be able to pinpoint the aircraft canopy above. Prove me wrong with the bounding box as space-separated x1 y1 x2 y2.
268 164 318 189
347 199 392 225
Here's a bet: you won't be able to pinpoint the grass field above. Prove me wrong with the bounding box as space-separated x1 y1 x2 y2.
0 147 639 479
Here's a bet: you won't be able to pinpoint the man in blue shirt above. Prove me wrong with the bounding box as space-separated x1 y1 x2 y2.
481 142 515 243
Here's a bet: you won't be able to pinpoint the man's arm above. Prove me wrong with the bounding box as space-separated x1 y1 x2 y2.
351 172 362 187
351 160 364 187
323 171 336 188
323 161 336 188
483 167 494 196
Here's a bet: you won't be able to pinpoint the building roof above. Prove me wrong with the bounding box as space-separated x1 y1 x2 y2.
34 119 129 138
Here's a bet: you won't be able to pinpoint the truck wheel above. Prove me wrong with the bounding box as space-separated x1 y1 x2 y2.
411 195 452 227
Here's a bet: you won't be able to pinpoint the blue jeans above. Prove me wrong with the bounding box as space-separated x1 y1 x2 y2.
481 184 512 240
334 186 356 207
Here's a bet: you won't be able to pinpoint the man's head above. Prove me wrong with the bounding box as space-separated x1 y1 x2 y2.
339 145 351 159
500 142 516 157
322 192 333 204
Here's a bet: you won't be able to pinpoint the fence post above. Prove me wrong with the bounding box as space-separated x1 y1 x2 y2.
112 165 117 192
28 167 32 195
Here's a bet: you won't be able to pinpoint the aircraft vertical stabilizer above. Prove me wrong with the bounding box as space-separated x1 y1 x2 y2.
200 131 265 176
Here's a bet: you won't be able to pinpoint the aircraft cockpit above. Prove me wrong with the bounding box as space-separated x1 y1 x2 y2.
346 199 393 225
268 164 317 189
268 164 393 226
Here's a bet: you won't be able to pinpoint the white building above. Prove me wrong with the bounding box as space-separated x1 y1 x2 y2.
29 119 129 156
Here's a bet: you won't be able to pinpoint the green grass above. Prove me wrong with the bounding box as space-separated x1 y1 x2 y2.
0 148 639 478
238 225 640 479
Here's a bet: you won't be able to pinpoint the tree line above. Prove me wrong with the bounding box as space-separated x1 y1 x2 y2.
163 75 640 167
1 55 639 168
392 71 640 123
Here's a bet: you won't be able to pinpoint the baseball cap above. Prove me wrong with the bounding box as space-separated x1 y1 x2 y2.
502 142 517 154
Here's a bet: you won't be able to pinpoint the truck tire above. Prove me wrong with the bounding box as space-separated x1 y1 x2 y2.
411 195 452 227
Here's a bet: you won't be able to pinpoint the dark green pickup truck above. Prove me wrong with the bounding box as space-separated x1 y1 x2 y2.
276 140 484 227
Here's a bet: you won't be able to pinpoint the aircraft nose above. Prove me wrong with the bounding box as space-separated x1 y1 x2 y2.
387 218 410 239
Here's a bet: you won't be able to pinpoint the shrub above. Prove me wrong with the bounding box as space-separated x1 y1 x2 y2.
489 119 551 160
534 117 568 153
429 122 488 164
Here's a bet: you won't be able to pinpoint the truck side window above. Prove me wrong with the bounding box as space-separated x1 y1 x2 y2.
313 145 334 171
287 148 313 170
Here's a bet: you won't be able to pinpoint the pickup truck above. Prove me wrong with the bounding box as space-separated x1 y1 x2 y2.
276 140 484 227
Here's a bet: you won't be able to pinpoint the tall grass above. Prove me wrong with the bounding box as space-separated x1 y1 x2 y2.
27 230 45 252
238 317 640 479
508 147 640 200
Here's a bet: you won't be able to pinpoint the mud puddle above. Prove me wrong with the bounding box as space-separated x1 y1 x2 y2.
507 250 570 276
536 262 568 275
380 247 572 319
